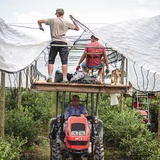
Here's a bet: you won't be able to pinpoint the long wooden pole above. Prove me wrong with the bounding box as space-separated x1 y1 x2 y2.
120 56 125 111
158 96 160 144
30 66 33 89
0 72 5 137
18 71 22 108
26 68 29 90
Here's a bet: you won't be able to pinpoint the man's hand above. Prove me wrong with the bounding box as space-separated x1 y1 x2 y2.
76 65 81 71
80 114 85 117
39 26 44 31
69 15 74 19
69 15 75 21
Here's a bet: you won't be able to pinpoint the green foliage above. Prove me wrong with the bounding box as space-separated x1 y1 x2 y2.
0 136 26 160
5 88 19 109
4 89 54 158
149 98 159 131
120 134 160 160
4 90 160 159
5 107 42 145
21 90 53 123
98 99 160 160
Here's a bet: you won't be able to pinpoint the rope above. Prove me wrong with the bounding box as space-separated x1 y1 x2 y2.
8 73 13 88
133 63 158 92
9 24 39 30
133 62 140 91
140 66 145 91
72 17 94 34
152 72 156 91
145 69 150 91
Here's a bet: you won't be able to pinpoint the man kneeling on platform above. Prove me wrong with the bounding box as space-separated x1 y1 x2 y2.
76 35 109 84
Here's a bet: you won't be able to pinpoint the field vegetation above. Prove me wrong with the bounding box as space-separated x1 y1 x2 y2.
0 89 160 160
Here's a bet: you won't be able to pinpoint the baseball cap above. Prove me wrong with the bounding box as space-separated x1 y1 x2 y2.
55 8 64 15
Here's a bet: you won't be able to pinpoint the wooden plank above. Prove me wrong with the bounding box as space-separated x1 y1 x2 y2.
31 80 128 94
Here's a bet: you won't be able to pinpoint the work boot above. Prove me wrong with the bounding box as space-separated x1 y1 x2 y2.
46 77 52 82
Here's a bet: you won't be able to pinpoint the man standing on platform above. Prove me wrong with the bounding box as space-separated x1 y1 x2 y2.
38 8 79 82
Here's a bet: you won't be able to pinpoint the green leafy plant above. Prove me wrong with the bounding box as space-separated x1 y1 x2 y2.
5 107 42 145
99 102 160 160
0 136 26 160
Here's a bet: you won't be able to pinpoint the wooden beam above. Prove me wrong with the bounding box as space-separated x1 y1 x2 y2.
31 80 127 94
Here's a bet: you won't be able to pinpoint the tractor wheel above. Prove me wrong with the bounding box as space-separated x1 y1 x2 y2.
50 140 62 160
94 143 104 160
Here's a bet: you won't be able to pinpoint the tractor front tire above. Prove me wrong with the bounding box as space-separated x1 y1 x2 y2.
50 140 62 160
94 143 104 160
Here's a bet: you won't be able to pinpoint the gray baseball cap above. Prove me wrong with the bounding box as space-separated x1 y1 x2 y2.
55 8 64 15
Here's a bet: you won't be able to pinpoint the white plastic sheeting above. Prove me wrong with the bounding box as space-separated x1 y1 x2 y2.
0 18 49 73
69 15 160 91
92 15 160 91
0 15 160 91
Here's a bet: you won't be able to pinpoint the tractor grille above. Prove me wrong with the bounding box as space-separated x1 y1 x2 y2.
68 140 88 146
71 123 85 131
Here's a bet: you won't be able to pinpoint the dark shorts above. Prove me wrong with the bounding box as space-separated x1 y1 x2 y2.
48 41 69 65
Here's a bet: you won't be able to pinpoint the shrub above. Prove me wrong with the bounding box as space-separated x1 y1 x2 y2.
0 136 26 160
99 103 160 159
5 107 42 145
120 134 160 160
5 88 19 109
21 90 53 123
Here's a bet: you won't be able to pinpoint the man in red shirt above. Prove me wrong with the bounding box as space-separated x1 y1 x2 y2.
76 35 109 83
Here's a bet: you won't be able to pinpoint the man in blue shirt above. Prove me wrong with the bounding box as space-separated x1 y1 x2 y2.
65 95 88 120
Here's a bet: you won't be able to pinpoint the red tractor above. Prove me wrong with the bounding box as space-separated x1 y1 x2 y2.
65 116 90 151
49 92 104 160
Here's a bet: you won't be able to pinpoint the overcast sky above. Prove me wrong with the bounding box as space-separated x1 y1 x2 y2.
1 0 160 23
0 0 160 39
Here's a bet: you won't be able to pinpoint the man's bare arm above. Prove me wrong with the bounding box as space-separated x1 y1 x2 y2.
37 19 45 31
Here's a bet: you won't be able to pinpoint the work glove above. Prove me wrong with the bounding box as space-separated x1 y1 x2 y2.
69 15 74 20
39 26 44 31
76 65 81 71
105 68 109 74
69 15 75 22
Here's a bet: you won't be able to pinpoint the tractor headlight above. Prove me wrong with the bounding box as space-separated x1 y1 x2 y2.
78 131 86 136
71 131 79 136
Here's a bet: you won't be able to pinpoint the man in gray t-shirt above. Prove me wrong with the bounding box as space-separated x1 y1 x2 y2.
38 8 79 83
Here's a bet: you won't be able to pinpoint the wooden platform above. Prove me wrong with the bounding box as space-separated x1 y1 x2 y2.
31 80 128 94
